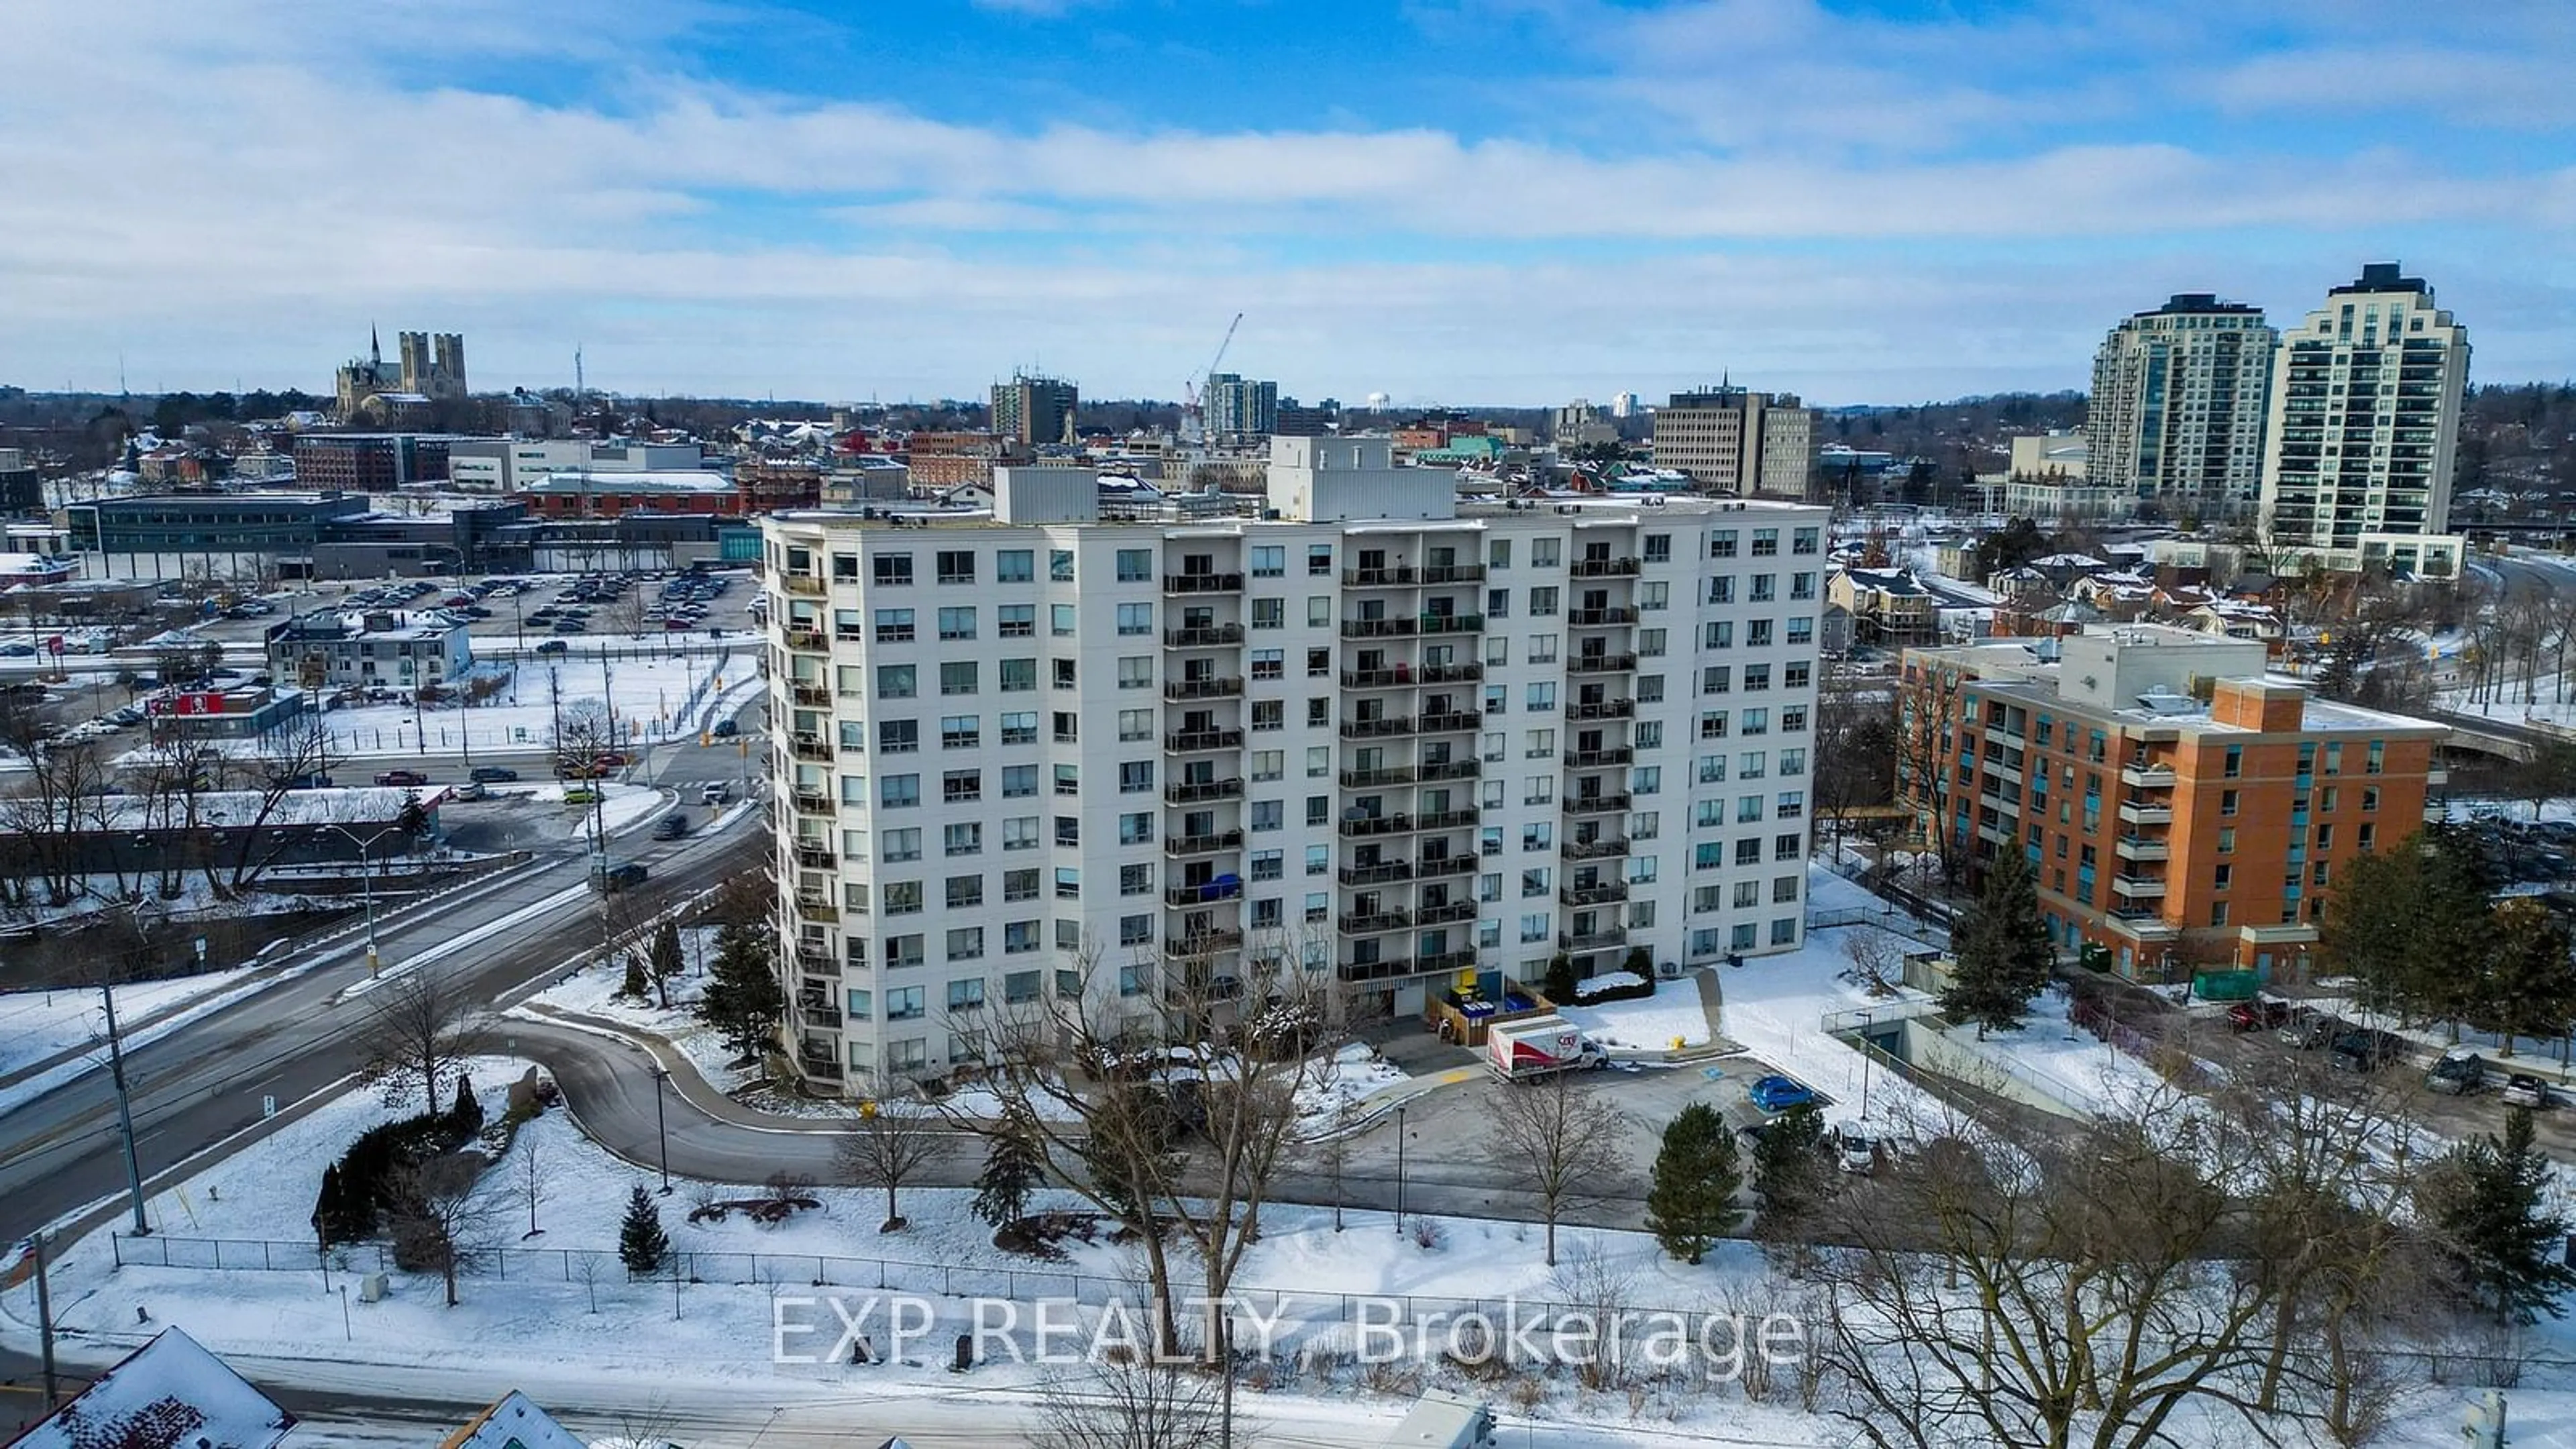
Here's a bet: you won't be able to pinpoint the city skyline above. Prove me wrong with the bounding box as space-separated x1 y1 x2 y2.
2 1 2569 405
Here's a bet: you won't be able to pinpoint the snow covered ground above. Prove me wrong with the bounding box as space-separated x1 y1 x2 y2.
527 928 747 1089
494 780 673 838
0 966 263 1079
1955 985 2176 1116
314 654 762 756
1558 977 1711 1051
1290 1041 1409 1134
7 1061 1831 1446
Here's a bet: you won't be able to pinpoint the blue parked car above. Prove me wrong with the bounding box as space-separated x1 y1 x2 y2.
1748 1074 1816 1112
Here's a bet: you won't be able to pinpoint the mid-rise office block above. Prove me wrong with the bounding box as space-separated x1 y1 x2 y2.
1651 388 1819 499
1898 625 2446 979
2257 264 2471 571
2084 293 2275 521
1205 374 1279 439
763 441 1827 1091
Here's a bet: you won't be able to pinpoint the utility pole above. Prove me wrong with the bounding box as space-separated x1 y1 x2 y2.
31 1231 59 1409
100 985 150 1236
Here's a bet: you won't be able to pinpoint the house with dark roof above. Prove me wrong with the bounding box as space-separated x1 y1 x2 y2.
7 1328 292 1449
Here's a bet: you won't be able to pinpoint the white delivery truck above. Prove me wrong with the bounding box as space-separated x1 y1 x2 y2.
1485 1014 1605 1081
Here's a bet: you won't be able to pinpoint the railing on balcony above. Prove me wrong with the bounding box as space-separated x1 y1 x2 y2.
1421 759 1482 782
1166 878 1244 906
1418 613 1485 635
1415 855 1476 878
1164 676 1246 701
797 1002 843 1029
1340 616 1418 639
1166 929 1245 956
784 628 826 651
1342 566 1420 586
1414 808 1481 832
1164 625 1245 648
1421 564 1486 584
1415 900 1478 926
796 1047 845 1081
1417 949 1477 976
1563 837 1630 859
1338 910 1411 935
1559 928 1628 953
1165 829 1245 857
1560 881 1629 906
1569 699 1635 720
794 842 837 869
1163 777 1244 804
1163 572 1244 594
1419 662 1484 684
1564 792 1632 816
1569 557 1642 577
791 735 835 761
1564 747 1633 769
795 892 841 922
1340 716 1415 739
1568 653 1638 675
794 943 839 971
792 684 832 707
782 574 825 595
1339 861 1413 886
1165 728 1244 752
791 788 833 814
1340 766 1415 788
1339 955 1417 982
2120 762 2178 789
1338 814 1412 839
1567 607 1638 627
1417 710 1482 733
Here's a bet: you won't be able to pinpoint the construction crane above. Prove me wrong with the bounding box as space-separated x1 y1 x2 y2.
1181 311 1244 444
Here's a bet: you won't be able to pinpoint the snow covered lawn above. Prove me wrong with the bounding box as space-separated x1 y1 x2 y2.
500 780 672 837
1291 1042 1409 1134
317 651 758 755
1953 985 2176 1116
0 967 262 1079
527 928 746 1089
1558 977 1710 1051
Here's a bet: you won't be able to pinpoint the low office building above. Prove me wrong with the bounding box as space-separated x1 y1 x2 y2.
1897 625 2446 978
513 469 741 519
65 491 374 581
447 438 706 493
141 681 311 740
265 610 473 690
292 433 455 490
763 439 1828 1090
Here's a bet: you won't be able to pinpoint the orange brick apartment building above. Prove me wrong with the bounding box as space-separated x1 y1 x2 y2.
1897 625 2447 981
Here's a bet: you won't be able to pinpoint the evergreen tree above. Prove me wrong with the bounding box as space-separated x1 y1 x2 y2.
2426 1106 2576 1324
2416 824 2503 1034
1750 1102 1832 1236
617 950 648 1000
649 920 686 1011
698 916 786 1061
311 1163 344 1246
2467 899 2576 1056
1543 951 1578 1006
1940 849 2053 1037
2318 835 2424 1020
618 1183 669 1276
448 1073 484 1135
972 1115 1044 1233
1644 1103 1742 1265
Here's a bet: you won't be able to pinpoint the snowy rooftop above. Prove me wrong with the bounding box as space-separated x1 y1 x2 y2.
11 1327 292 1449
437 1391 586 1449
522 469 735 494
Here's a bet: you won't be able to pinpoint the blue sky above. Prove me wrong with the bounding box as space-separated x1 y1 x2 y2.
1 0 2567 406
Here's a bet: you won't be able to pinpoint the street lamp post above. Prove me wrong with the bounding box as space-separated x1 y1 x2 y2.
1393 1103 1407 1234
322 822 407 977
651 1066 673 1195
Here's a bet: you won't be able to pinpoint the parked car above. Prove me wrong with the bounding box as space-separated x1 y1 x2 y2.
559 761 606 780
561 786 601 805
535 640 570 655
374 769 430 788
2503 1074 2554 1109
652 813 691 841
2329 1028 2406 1074
469 765 520 783
595 861 649 893
2279 1009 2339 1050
2428 1050 2489 1095
2227 998 2294 1033
1831 1127 1879 1175
592 752 628 768
449 780 487 802
1748 1074 1816 1112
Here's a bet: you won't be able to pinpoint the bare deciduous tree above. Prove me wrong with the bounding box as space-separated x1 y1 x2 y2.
1489 1069 1625 1267
835 1078 953 1230
364 969 476 1110
518 1132 545 1240
384 1153 496 1307
1031 1295 1230 1449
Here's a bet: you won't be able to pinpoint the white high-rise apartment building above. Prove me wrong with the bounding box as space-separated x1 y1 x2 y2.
761 439 1828 1092
2084 292 2275 522
2257 264 2471 573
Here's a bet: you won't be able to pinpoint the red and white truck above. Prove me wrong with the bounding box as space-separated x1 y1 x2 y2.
1485 1014 1606 1081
